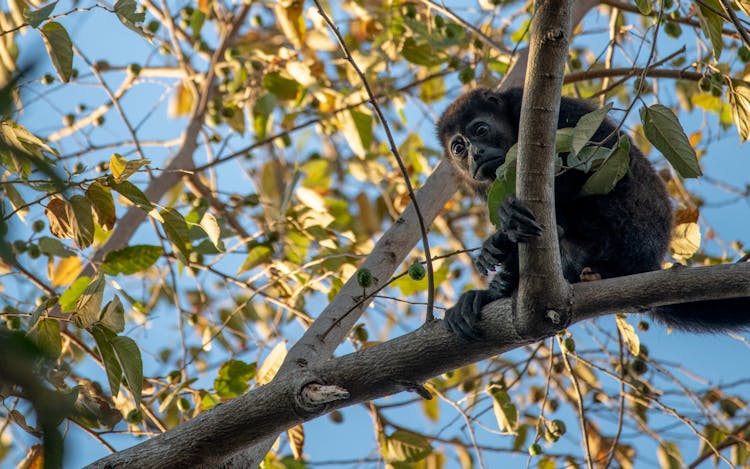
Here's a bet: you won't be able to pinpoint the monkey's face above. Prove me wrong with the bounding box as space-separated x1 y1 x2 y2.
442 112 516 196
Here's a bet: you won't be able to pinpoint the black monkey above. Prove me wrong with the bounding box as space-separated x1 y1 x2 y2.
438 87 750 338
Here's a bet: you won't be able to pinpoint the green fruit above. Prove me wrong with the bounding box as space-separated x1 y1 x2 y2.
740 46 750 63
41 74 55 85
356 268 374 288
127 63 142 76
528 443 542 456
408 262 426 280
32 220 45 232
664 22 681 39
126 409 143 424
699 77 712 92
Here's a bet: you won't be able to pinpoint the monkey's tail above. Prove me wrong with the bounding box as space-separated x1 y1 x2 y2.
650 298 750 332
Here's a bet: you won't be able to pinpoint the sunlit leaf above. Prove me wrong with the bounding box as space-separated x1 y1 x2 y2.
385 430 433 463
161 208 191 260
615 315 640 356
657 442 684 469
49 256 83 288
489 385 518 432
256 341 287 385
45 198 75 239
695 0 724 58
199 212 224 252
729 83 750 143
670 222 701 261
102 245 163 275
59 275 90 311
239 244 273 274
288 424 305 460
39 22 73 82
214 359 256 398
262 71 300 101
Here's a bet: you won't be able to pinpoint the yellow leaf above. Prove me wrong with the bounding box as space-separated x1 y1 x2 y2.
170 82 194 117
274 0 305 49
615 315 640 356
256 341 287 385
287 424 304 460
49 256 82 287
670 222 701 261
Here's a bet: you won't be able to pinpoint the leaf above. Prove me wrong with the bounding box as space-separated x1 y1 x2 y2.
29 318 61 357
615 315 640 356
385 430 433 463
109 178 155 214
74 273 105 329
39 236 75 258
579 136 630 196
90 325 122 397
102 245 163 275
86 182 116 231
634 0 653 14
422 394 439 421
640 104 702 178
256 341 287 385
571 103 612 156
99 295 125 333
487 145 517 228
60 276 90 312
110 153 150 182
199 212 224 252
489 385 518 432
695 0 724 58
160 208 190 260
111 336 143 405
70 194 94 249
238 245 273 274
670 222 701 261
214 360 257 398
402 38 444 66
39 22 73 82
4 183 28 221
45 198 75 239
729 83 750 143
114 0 146 36
657 442 684 469
49 257 83 288
288 424 305 460
23 1 58 28
262 71 300 100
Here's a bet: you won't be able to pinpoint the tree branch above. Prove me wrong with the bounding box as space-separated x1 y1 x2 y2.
86 263 750 468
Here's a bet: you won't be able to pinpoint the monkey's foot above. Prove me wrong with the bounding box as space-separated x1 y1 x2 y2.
444 289 502 340
499 197 543 243
579 267 602 282
476 230 513 275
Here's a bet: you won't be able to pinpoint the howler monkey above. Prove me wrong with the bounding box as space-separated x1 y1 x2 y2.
438 87 750 338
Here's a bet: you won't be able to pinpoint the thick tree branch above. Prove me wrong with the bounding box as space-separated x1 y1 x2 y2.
87 263 750 468
515 0 574 337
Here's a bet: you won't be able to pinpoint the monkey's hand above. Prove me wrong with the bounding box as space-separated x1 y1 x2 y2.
476 231 512 276
498 197 543 243
444 289 503 340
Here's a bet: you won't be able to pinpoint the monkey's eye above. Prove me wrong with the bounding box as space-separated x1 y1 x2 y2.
450 138 466 156
472 122 489 137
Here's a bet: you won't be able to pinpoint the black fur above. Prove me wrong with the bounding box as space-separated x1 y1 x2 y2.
438 87 750 335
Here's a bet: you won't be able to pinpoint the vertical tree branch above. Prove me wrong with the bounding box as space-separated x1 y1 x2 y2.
515 0 574 338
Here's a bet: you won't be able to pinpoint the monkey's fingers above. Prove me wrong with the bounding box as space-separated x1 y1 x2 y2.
444 290 492 340
499 198 543 242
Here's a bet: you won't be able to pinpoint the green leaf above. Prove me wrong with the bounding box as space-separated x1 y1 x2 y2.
29 318 61 357
571 103 612 156
385 430 433 463
86 182 116 231
90 325 122 397
634 0 653 14
23 1 58 28
350 109 373 151
109 178 153 212
70 194 94 249
39 22 73 83
238 245 273 274
74 273 105 329
487 145 517 228
160 208 190 260
579 137 630 196
489 385 518 432
110 153 150 182
401 38 444 66
60 276 90 312
99 295 125 333
262 71 300 100
214 360 257 398
111 336 143 405
190 9 205 37
38 236 75 258
657 442 684 469
102 245 163 275
4 183 28 221
695 0 724 58
729 83 750 143
114 0 146 36
640 105 702 178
